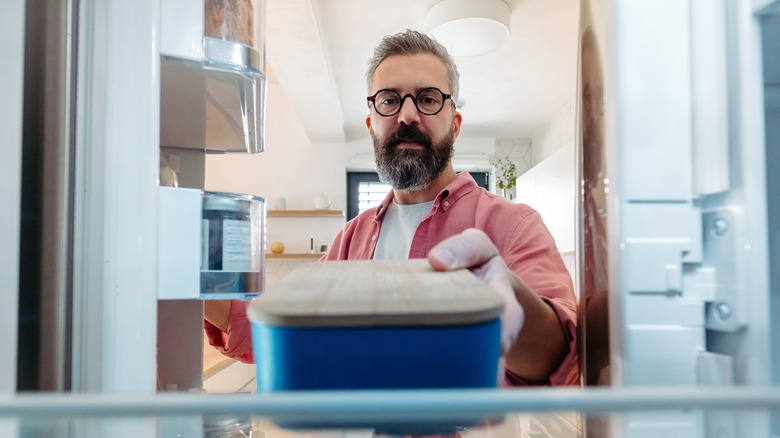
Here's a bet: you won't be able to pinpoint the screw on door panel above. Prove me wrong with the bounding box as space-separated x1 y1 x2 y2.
711 218 729 236
715 302 732 321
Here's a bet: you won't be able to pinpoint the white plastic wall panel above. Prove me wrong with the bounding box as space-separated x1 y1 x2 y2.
615 0 693 201
612 0 702 391
608 0 778 434
101 0 161 394
73 0 160 402
0 2 24 436
157 187 201 300
620 327 704 385
0 0 24 398
690 0 730 195
160 0 204 60
624 294 705 328
701 0 775 389
621 202 702 293
103 0 160 394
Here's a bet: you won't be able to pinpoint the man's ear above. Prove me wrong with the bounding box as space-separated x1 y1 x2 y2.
365 114 372 134
452 111 463 139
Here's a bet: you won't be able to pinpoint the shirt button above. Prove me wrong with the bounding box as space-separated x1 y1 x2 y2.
444 201 450 207
371 235 377 241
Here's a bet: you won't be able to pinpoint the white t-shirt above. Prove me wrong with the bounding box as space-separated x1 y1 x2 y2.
373 200 434 260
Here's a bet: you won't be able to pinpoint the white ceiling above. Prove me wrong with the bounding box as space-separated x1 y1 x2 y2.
265 0 580 145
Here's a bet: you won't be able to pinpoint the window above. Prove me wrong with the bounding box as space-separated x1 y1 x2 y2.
346 172 386 220
346 171 490 221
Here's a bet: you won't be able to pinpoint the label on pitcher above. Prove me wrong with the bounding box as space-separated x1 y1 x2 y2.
201 219 209 271
222 219 252 271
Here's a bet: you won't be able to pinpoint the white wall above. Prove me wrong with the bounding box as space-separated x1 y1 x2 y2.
531 99 576 166
519 99 577 286
516 142 575 254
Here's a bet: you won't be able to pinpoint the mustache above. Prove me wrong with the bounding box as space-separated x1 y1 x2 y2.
385 124 433 150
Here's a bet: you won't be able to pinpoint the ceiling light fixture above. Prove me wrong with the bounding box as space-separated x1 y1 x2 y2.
424 0 511 58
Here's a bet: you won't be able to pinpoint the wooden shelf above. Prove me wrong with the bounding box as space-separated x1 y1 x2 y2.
267 209 344 218
267 253 324 259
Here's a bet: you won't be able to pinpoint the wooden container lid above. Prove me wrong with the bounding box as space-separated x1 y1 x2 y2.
247 259 504 327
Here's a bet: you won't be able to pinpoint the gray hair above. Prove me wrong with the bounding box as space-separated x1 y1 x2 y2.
366 29 460 103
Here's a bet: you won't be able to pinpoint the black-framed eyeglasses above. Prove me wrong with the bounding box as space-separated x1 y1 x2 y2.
367 87 454 117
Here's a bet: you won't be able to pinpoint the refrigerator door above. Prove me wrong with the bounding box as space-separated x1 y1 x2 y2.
603 0 779 436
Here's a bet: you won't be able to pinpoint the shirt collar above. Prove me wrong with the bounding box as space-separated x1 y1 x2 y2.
374 171 479 220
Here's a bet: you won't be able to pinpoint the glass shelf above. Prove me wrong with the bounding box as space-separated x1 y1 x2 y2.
160 38 266 154
1 387 779 437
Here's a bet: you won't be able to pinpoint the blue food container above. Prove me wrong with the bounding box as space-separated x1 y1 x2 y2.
247 259 504 392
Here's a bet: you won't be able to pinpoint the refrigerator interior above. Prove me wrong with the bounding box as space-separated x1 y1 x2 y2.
3 1 780 437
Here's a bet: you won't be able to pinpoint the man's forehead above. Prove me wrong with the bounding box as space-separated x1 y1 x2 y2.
371 54 449 91
375 53 445 70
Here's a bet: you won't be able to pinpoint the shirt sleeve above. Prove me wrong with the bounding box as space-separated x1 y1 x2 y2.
500 210 580 387
203 300 255 364
321 226 349 260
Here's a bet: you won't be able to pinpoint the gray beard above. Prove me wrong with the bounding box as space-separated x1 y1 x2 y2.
373 128 455 191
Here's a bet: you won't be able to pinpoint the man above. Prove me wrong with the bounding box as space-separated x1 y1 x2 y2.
205 29 578 386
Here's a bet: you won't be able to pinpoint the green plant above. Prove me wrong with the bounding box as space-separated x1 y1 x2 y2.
491 157 517 190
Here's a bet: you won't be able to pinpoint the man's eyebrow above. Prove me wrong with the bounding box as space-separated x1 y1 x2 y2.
378 86 442 93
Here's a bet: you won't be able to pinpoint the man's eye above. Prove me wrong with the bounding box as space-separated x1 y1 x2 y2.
380 97 399 105
417 90 442 105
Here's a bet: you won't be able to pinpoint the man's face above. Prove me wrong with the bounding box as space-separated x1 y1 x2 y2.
366 53 462 190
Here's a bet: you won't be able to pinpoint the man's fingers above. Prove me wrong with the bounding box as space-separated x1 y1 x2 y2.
428 228 500 271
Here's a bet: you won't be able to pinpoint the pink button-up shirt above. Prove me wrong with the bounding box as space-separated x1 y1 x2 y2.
204 172 579 386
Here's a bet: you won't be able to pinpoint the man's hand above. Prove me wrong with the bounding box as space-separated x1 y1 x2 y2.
427 228 524 359
428 228 570 384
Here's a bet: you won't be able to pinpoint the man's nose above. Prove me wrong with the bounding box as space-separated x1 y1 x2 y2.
396 95 421 125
